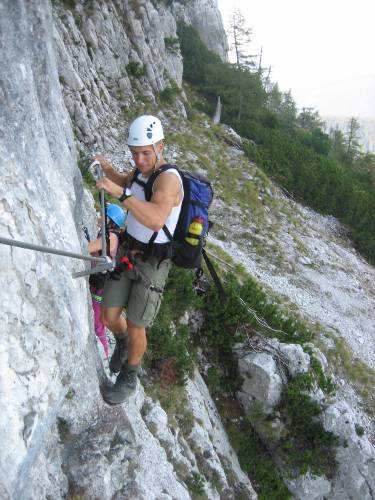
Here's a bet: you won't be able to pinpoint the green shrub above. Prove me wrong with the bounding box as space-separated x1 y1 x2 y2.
146 322 193 384
228 421 291 500
126 61 147 78
355 425 365 437
201 272 317 395
159 80 181 104
200 260 339 483
308 354 335 396
52 0 76 9
177 21 375 264
164 36 180 53
185 472 205 497
65 388 75 400
77 150 94 187
277 374 339 478
145 267 201 384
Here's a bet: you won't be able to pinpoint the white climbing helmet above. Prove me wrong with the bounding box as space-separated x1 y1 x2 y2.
127 115 164 146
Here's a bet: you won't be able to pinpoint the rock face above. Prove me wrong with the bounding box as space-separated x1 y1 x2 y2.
0 1 256 499
52 0 184 150
51 0 227 153
0 0 89 496
1 0 374 499
236 337 375 500
23 370 257 499
171 0 229 60
323 401 375 500
237 338 310 412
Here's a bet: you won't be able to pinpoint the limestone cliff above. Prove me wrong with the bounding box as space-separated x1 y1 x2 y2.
171 0 228 60
1 0 374 499
52 0 227 152
52 0 184 150
0 1 255 499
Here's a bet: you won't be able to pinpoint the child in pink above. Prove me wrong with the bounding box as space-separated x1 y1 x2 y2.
88 204 126 358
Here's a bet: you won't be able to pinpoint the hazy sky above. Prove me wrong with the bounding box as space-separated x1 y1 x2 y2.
217 0 375 118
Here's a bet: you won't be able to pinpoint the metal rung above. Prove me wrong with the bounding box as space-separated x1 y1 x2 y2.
0 236 105 263
72 259 115 279
0 160 113 280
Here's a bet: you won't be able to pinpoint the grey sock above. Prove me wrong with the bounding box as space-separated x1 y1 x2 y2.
114 331 128 340
125 362 140 373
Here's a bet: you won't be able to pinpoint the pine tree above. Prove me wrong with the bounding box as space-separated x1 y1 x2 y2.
297 107 323 131
227 9 259 121
278 90 297 130
346 117 362 164
266 82 282 113
329 126 347 163
227 9 256 69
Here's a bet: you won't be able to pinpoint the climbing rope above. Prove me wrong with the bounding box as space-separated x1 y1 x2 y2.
206 249 289 337
236 296 288 336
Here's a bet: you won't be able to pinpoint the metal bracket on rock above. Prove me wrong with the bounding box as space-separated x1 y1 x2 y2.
72 256 115 279
0 235 109 277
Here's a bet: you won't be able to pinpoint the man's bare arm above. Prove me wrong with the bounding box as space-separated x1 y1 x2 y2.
126 173 182 231
96 172 182 232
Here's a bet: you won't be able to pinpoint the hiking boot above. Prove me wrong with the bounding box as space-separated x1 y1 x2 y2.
109 334 128 373
102 365 138 405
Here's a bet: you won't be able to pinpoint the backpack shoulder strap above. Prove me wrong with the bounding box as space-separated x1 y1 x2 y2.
142 165 182 247
131 168 145 188
131 168 153 201
155 165 182 241
136 164 180 202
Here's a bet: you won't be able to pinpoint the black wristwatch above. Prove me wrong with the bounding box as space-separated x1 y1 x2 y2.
118 187 132 202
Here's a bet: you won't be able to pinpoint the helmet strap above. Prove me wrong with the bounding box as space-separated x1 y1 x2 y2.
152 143 161 172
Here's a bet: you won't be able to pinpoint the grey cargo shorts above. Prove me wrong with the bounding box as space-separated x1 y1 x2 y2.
101 252 172 327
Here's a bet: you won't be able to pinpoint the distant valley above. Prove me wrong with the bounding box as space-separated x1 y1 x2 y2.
323 116 375 153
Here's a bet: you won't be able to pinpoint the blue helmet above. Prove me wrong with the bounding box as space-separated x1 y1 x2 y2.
106 204 126 227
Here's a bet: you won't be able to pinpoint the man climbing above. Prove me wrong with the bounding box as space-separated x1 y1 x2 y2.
94 115 183 405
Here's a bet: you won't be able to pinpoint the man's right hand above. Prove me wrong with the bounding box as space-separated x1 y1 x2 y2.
92 154 130 188
93 153 112 174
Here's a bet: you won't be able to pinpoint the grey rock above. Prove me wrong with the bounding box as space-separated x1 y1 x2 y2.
299 254 313 265
81 18 99 49
171 0 228 60
23 411 38 447
51 0 187 150
0 1 87 497
238 352 283 409
285 473 331 500
304 342 328 372
186 370 257 499
276 340 310 376
322 401 375 499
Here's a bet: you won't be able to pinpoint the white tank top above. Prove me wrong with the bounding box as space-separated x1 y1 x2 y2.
126 168 183 244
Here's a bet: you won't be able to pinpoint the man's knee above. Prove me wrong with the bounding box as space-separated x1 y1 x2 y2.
126 319 145 337
101 307 123 328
